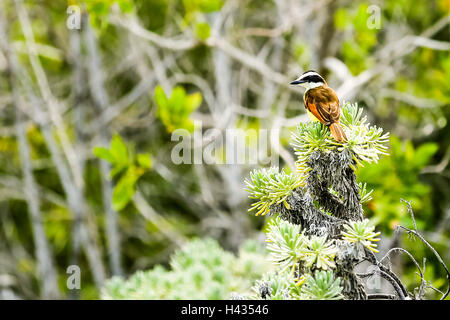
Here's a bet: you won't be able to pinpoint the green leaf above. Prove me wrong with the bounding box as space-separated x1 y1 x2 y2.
154 84 202 132
89 1 110 17
183 0 224 14
137 153 152 169
109 164 126 179
182 119 195 132
334 8 350 30
112 166 143 211
198 0 224 12
93 147 114 163
112 177 135 211
170 87 187 116
110 134 129 164
412 143 438 167
195 22 211 40
118 0 134 13
154 85 168 109
186 92 202 112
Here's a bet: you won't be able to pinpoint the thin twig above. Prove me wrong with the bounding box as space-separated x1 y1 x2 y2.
358 269 406 300
380 247 426 299
84 15 123 276
14 0 84 189
398 200 450 300
0 4 60 298
364 248 409 298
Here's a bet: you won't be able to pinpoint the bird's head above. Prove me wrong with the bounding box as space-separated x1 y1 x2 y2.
290 70 327 90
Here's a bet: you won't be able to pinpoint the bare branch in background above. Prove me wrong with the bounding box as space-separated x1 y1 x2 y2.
0 4 60 299
133 190 187 247
2 3 107 289
83 15 123 277
14 0 84 189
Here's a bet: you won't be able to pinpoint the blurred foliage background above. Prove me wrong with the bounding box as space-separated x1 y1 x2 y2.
0 0 448 299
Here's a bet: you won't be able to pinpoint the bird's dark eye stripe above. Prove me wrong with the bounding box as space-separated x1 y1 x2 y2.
303 75 324 83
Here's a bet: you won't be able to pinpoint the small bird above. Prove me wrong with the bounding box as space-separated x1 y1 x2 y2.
290 70 347 142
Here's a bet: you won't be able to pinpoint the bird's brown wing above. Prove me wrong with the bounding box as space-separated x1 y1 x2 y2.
304 86 341 125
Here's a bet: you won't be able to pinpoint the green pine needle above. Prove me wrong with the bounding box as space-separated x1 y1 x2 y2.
359 182 374 203
341 219 381 253
265 217 307 273
300 270 343 300
291 102 390 174
245 168 304 216
302 236 338 270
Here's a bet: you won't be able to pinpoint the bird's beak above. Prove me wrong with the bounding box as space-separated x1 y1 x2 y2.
290 80 305 85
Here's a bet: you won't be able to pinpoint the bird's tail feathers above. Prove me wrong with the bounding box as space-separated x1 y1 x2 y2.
329 123 347 142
